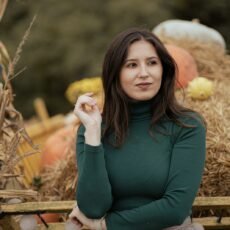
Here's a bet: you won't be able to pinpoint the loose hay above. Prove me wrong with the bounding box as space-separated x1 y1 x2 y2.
38 127 78 201
39 151 77 201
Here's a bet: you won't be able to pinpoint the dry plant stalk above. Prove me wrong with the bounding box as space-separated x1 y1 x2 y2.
0 15 38 191
0 0 8 22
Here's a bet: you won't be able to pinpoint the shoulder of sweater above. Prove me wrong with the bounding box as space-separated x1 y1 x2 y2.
159 112 205 137
172 112 206 141
176 111 205 128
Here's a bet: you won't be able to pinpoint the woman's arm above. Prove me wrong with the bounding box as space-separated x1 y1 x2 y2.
104 118 206 230
76 124 113 219
73 93 113 219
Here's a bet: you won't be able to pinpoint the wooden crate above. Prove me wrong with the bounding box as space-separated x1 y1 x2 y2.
15 98 66 188
16 114 65 188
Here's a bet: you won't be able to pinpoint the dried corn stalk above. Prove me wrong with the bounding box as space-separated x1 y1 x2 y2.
0 4 38 191
0 0 8 22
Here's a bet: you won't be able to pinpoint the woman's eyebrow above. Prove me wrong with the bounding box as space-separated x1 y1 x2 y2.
125 56 159 62
124 58 137 63
147 56 159 60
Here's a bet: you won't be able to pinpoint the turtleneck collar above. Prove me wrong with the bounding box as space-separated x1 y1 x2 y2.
128 99 153 121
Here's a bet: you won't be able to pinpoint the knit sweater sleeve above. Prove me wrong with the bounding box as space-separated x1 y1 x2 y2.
76 124 113 218
105 117 206 230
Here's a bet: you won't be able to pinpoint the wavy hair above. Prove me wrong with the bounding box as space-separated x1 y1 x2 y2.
102 27 205 147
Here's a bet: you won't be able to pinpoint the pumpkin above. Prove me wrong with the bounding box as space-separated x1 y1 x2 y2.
65 77 103 104
153 19 226 51
40 126 76 169
35 213 60 224
65 77 104 112
165 44 198 88
187 77 213 100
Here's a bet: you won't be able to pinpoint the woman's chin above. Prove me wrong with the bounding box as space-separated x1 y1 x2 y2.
131 94 155 101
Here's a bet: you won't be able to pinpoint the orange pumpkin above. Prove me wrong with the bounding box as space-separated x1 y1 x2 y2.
40 126 76 169
165 44 198 88
35 213 60 224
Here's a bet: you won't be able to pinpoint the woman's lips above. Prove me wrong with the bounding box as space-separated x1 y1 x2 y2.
136 82 152 90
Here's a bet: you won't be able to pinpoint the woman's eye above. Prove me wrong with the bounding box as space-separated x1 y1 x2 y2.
148 60 157 65
126 63 137 68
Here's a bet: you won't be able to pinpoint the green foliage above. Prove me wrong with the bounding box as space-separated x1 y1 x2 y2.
0 0 229 118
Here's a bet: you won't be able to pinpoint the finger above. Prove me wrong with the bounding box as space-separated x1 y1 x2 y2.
75 96 97 111
68 210 83 225
69 216 88 229
77 93 95 104
84 92 94 96
71 220 82 228
70 217 83 227
78 98 97 108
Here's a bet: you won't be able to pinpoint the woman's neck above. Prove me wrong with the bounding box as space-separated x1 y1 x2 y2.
128 99 153 121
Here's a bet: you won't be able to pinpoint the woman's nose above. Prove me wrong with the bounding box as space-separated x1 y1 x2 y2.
139 64 148 78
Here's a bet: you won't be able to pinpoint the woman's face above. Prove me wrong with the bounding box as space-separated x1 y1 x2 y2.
119 39 163 101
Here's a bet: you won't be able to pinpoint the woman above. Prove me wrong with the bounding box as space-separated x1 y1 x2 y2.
69 28 206 230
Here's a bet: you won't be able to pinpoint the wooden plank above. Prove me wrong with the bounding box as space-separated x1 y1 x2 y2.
193 197 230 209
194 217 230 229
2 197 230 214
38 222 65 230
6 217 228 230
1 197 230 230
33 98 49 121
0 189 38 199
23 114 65 138
0 200 76 214
37 223 90 230
37 218 230 230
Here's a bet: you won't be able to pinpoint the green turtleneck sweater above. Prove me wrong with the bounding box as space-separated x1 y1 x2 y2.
75 100 206 230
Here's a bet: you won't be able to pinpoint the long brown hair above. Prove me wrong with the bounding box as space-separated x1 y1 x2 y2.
102 27 204 147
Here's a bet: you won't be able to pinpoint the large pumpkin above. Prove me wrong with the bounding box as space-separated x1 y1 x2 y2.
153 19 226 51
165 44 198 89
40 125 76 169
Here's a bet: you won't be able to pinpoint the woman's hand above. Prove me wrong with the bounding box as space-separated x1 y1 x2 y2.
74 92 102 129
69 205 106 230
74 93 102 146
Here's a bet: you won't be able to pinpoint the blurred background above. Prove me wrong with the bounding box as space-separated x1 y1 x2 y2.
0 0 230 119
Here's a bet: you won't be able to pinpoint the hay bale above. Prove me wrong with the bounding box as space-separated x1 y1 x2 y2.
171 38 230 197
177 79 230 197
